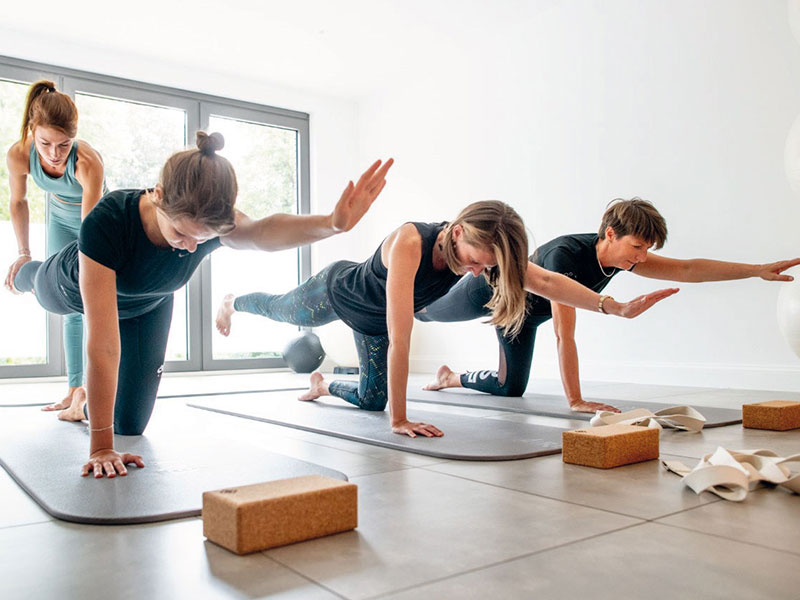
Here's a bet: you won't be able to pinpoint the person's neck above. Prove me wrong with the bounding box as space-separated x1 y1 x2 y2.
432 230 448 270
595 238 613 269
139 191 170 248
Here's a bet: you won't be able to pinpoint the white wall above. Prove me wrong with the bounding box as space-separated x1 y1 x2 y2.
352 0 800 391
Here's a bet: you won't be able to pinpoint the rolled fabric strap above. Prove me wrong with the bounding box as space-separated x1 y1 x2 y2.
663 446 800 501
590 405 706 433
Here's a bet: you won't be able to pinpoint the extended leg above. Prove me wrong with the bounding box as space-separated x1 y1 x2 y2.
216 265 338 335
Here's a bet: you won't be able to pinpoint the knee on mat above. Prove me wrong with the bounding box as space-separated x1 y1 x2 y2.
498 380 527 397
359 394 388 411
113 416 147 436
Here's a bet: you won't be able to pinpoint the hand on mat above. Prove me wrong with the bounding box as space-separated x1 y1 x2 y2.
330 158 394 233
81 449 145 478
4 255 31 294
570 400 620 414
392 419 444 438
612 287 679 319
756 258 800 281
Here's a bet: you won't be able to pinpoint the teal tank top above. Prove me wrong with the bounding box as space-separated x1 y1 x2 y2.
29 141 85 204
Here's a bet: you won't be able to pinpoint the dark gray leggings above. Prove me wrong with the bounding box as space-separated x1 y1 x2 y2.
16 260 171 434
415 274 550 396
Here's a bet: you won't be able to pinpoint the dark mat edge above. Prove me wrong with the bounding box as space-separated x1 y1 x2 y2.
187 402 561 462
407 394 742 428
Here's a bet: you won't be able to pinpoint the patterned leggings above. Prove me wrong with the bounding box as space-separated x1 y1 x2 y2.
233 264 390 411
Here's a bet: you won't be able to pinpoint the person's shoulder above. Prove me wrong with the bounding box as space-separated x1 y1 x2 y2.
396 222 425 242
538 232 593 255
6 139 29 172
85 190 140 224
75 140 104 172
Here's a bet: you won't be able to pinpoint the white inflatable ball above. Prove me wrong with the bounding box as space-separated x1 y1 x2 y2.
777 275 800 358
314 320 358 367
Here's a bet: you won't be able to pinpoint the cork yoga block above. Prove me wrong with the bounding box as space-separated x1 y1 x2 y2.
203 475 358 555
742 401 800 431
562 424 660 469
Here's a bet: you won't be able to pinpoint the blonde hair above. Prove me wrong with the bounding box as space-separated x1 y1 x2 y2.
21 80 78 142
441 200 529 337
158 131 238 233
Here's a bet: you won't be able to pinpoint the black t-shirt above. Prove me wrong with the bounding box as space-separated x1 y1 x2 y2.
52 189 222 318
327 222 461 335
527 233 625 316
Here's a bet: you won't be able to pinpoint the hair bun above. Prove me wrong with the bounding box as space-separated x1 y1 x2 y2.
196 131 225 156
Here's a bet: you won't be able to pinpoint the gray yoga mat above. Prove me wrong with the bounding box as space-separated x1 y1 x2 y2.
405 388 742 428
0 406 347 525
187 391 565 461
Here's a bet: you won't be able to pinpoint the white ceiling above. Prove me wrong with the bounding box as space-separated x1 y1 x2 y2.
1 0 560 100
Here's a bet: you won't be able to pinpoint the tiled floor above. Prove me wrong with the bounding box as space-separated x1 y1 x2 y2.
1 372 798 600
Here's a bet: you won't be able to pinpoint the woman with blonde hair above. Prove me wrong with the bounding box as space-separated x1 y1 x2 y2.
216 200 676 437
14 130 392 478
4 80 106 409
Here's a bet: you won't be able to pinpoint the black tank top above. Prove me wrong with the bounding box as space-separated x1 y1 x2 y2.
326 222 461 335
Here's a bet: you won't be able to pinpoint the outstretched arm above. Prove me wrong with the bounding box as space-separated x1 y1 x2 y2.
633 253 800 283
220 159 393 251
525 261 679 318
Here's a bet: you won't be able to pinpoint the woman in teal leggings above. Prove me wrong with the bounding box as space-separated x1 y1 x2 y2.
4 80 106 409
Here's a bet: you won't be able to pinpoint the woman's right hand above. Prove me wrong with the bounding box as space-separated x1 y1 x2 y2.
81 449 145 478
391 419 444 438
4 255 31 294
610 287 679 319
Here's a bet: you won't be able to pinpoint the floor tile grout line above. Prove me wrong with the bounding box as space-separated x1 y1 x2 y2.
0 519 53 532
365 521 649 600
416 465 657 521
653 520 800 557
263 552 352 600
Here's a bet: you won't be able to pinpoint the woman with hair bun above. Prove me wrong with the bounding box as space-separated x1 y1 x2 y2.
4 80 106 409
14 130 393 478
215 200 676 437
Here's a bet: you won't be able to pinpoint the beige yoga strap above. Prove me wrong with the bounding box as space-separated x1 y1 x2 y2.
590 406 706 433
663 447 800 502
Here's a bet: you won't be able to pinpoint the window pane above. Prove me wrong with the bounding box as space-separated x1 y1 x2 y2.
76 92 189 360
0 78 48 365
208 115 299 360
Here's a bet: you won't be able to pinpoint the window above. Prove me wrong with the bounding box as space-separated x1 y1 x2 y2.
205 112 301 365
0 57 310 379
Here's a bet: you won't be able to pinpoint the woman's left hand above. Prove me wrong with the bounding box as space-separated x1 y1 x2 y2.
611 287 680 319
757 258 800 281
330 159 394 233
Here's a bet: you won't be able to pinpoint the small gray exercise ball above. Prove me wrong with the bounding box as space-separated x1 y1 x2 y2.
282 332 326 373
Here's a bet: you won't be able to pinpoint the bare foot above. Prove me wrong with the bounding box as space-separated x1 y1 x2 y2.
298 372 329 401
58 387 88 422
423 365 462 391
215 294 236 336
42 386 81 412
